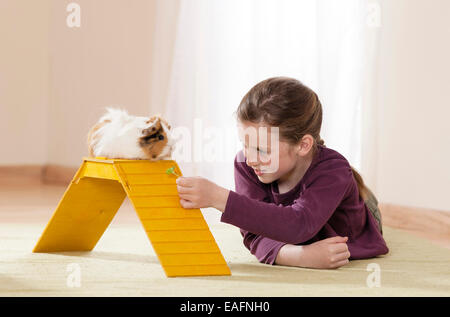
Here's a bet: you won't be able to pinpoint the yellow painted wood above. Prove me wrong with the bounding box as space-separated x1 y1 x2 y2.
164 264 231 277
140 218 209 231
131 196 181 208
145 230 215 243
158 253 228 266
33 176 126 252
33 157 231 277
128 184 179 196
136 207 203 219
78 161 121 181
151 241 221 254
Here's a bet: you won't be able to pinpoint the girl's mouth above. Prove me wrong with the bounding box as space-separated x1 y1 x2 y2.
254 169 264 176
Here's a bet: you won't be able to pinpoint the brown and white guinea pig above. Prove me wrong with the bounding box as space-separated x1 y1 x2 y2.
87 107 175 160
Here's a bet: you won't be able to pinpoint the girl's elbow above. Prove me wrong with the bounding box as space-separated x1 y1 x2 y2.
284 216 318 244
287 228 317 245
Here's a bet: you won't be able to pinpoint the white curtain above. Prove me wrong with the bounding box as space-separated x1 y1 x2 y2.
162 0 380 222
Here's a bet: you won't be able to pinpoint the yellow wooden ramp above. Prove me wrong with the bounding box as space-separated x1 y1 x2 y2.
33 157 231 277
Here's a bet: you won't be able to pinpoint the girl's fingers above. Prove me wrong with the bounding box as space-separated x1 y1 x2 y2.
176 177 193 187
324 236 348 244
332 251 351 262
178 193 195 201
332 259 350 268
330 243 349 254
179 198 195 209
176 185 192 194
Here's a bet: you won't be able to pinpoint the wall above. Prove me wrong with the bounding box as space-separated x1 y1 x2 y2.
0 0 171 167
0 0 50 165
47 0 159 166
1 0 449 213
376 0 450 211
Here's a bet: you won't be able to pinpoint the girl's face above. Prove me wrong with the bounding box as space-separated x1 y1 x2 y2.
238 121 302 184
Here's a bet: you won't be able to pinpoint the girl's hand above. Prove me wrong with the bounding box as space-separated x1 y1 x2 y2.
276 236 350 269
176 176 230 211
299 236 350 269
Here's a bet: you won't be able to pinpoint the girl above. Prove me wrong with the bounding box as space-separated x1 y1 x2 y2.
176 77 388 269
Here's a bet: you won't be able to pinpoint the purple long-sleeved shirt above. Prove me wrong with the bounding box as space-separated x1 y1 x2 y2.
221 144 389 264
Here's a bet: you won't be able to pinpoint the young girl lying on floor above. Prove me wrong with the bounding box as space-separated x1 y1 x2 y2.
176 76 388 269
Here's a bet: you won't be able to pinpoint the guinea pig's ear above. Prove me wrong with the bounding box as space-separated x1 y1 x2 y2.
161 119 171 130
146 115 160 126
152 115 171 130
145 116 160 134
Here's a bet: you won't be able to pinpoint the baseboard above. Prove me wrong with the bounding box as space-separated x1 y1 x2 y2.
1 164 449 248
41 164 78 185
379 203 450 248
0 164 77 186
0 165 43 185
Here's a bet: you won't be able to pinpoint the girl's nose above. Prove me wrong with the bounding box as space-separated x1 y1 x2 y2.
244 148 260 166
246 157 259 167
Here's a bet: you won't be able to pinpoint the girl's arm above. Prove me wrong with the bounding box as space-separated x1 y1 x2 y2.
275 237 350 269
176 151 354 265
240 229 287 264
220 156 354 245
218 152 352 268
230 152 288 265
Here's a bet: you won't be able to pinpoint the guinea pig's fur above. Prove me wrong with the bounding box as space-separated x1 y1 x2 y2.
87 107 174 160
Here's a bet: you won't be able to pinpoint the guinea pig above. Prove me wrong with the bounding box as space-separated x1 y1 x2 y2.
87 107 174 160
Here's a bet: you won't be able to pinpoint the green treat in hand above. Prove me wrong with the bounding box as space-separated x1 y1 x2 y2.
166 166 180 177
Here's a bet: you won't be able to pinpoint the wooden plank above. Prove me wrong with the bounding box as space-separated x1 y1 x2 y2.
127 184 178 195
136 207 203 219
145 230 215 243
33 176 126 252
116 160 181 174
164 264 231 277
33 158 231 277
158 252 228 266
132 196 180 208
152 240 222 254
141 218 209 231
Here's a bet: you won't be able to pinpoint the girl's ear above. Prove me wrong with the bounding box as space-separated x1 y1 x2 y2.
298 134 314 155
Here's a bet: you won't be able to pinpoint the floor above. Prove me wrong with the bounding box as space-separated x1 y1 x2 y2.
0 182 449 296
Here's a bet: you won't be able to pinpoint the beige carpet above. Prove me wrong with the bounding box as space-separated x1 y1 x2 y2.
0 183 449 296
0 223 449 296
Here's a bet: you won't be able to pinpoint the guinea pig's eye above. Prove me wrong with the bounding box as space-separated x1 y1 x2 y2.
158 134 164 140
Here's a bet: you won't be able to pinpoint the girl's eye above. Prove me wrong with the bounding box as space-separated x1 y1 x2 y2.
242 143 269 155
257 148 268 154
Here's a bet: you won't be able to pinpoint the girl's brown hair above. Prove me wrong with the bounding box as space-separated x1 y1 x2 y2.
235 76 370 201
